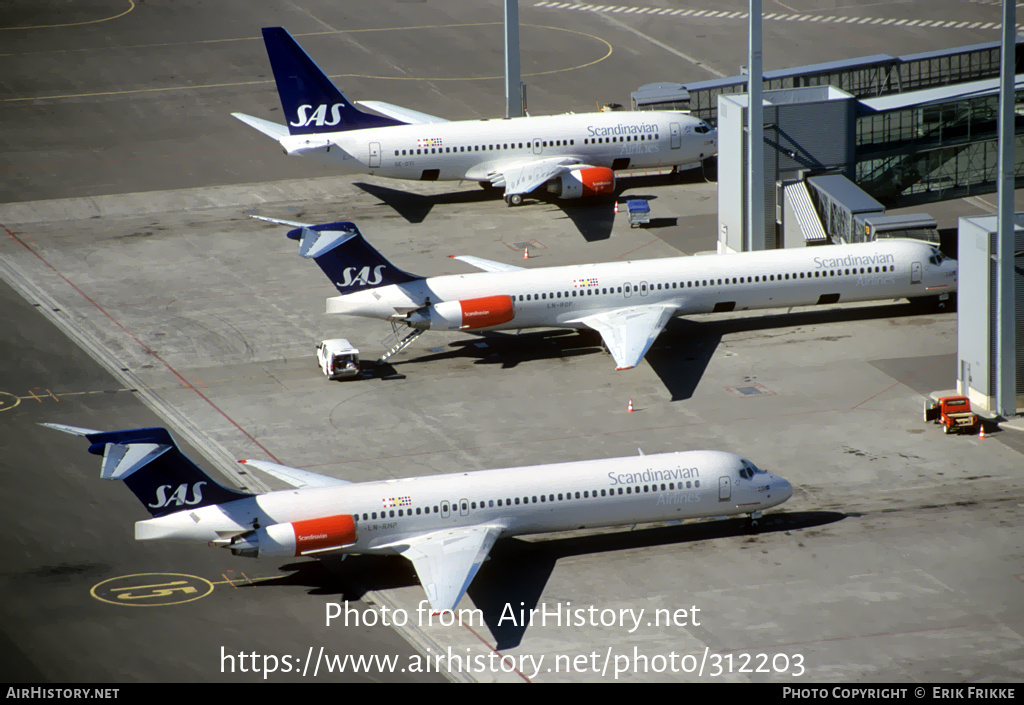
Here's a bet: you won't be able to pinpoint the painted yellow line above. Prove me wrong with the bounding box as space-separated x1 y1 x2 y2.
2 23 612 103
0 0 135 31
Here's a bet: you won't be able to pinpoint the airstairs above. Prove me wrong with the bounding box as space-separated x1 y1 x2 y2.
377 325 424 364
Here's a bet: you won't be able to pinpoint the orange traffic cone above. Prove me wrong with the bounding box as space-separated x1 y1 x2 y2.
523 246 530 260
614 202 619 213
627 398 634 413
979 422 988 439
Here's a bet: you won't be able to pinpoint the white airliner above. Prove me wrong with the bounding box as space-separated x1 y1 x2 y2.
259 216 958 370
232 27 718 206
46 423 792 613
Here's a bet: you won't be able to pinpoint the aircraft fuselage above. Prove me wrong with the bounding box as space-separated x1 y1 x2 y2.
327 238 957 332
278 110 716 181
136 450 790 552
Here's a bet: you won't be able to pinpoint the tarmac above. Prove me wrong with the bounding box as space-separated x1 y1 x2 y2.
1 0 1021 683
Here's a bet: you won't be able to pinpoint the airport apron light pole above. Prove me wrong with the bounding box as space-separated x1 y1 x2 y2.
747 0 765 252
504 0 524 119
996 0 1017 418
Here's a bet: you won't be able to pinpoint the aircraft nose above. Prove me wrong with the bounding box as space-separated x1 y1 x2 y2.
774 476 793 504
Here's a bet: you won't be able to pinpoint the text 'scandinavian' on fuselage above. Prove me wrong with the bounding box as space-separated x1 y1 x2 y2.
233 28 718 206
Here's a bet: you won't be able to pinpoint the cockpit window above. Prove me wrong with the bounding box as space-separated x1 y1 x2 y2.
739 459 767 480
695 123 711 134
929 248 946 266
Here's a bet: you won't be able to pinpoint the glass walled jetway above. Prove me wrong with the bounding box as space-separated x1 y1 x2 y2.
632 39 1020 125
855 83 1024 207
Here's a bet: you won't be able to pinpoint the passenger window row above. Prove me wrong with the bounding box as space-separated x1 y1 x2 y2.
510 265 895 303
394 139 575 157
583 134 658 145
356 479 702 522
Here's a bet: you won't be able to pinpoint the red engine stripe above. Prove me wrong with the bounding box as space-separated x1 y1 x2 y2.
460 295 515 329
291 514 357 555
579 167 615 197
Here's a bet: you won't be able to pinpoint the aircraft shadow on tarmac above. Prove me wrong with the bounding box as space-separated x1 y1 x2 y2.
354 165 708 242
384 300 952 402
250 509 844 650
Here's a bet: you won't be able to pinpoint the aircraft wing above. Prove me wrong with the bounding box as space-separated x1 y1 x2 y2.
449 255 525 273
356 101 449 125
497 158 586 196
391 524 503 613
238 459 352 488
578 304 677 370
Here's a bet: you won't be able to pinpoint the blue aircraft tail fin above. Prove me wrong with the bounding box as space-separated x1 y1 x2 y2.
46 424 253 517
261 27 403 136
286 221 423 295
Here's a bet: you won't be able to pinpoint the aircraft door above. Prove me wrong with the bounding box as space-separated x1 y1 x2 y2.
369 142 381 168
440 500 451 518
670 123 681 150
532 139 543 155
459 499 470 516
718 476 731 501
623 282 632 298
911 261 922 284
639 281 649 297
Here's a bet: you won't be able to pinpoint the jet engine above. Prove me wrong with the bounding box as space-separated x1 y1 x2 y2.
545 167 615 200
405 295 514 331
228 514 357 558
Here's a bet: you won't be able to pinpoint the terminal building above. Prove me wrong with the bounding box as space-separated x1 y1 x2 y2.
633 39 1024 249
633 39 1023 416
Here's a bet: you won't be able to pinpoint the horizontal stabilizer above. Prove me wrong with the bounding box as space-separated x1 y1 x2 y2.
239 459 352 489
250 214 310 229
294 226 360 259
40 423 100 437
356 100 449 125
232 112 290 140
448 255 525 273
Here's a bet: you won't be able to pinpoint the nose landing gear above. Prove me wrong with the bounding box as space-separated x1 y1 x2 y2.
747 510 763 532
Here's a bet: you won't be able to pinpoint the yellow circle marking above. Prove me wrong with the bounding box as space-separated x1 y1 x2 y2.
0 1 135 31
0 392 20 412
3 23 612 103
91 572 214 607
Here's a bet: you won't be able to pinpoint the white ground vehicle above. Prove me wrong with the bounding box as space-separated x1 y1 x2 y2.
315 339 360 380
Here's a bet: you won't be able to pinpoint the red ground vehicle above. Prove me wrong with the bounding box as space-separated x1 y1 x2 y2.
923 396 980 435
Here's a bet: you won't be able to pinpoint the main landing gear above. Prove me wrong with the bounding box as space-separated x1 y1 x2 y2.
505 193 523 206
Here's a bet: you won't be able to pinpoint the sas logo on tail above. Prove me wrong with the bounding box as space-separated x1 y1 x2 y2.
149 482 207 510
290 103 347 128
337 265 386 288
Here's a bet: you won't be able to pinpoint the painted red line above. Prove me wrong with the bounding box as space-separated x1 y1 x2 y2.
3 223 280 463
459 618 531 683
